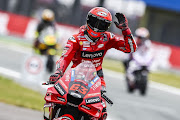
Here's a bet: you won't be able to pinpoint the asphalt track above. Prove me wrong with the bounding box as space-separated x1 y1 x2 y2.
0 42 180 120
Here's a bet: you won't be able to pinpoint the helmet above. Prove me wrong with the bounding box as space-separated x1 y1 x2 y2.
86 7 112 38
41 9 54 22
135 27 150 39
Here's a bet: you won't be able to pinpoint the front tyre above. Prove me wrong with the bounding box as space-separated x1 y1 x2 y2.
139 75 147 96
126 77 134 93
46 55 54 73
55 114 75 120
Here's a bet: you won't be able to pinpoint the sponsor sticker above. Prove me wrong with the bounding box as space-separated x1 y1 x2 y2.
97 11 107 17
91 42 96 45
57 97 66 102
65 74 70 81
110 33 115 39
81 50 104 59
62 47 69 56
59 80 68 90
70 92 82 98
103 34 108 42
83 41 90 47
128 38 134 52
88 76 100 87
119 47 126 50
85 97 101 105
54 83 66 96
68 36 76 43
92 81 101 90
81 105 91 110
79 41 83 46
82 48 87 51
65 44 71 47
87 93 101 97
98 44 104 48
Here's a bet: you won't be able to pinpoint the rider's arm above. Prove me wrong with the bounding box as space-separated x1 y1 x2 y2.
111 13 137 53
55 35 79 74
110 28 137 53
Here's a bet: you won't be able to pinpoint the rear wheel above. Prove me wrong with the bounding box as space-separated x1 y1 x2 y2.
56 114 75 120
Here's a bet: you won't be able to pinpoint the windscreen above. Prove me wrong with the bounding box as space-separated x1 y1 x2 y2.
67 61 100 98
71 61 98 85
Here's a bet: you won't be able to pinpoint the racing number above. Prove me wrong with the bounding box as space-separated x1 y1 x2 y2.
70 84 88 95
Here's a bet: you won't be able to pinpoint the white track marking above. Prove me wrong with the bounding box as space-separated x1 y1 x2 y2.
0 67 21 79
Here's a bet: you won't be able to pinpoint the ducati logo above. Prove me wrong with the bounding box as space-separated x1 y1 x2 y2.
97 11 107 17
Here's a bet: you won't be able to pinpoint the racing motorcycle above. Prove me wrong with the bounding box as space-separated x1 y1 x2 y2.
42 61 113 120
126 46 153 96
34 26 59 72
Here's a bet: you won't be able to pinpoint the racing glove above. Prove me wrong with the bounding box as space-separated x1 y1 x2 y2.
114 13 128 31
49 69 63 84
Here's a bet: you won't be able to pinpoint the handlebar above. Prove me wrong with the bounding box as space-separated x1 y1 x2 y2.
42 82 113 106
42 82 50 85
101 93 113 106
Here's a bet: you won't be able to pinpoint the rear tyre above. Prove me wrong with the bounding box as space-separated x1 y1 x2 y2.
57 114 75 120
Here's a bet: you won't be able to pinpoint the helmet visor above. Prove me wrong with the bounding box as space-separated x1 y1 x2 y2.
87 13 111 32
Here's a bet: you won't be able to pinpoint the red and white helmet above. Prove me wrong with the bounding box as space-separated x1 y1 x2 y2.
86 7 112 38
135 27 150 39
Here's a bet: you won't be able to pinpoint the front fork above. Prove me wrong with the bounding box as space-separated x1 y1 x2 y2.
43 103 54 120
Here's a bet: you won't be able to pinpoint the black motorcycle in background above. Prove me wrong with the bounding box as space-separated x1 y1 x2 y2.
125 45 154 96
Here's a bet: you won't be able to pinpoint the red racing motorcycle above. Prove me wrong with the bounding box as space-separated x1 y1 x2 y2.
42 61 113 120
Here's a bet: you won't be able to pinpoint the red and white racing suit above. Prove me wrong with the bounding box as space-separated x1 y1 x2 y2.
56 25 137 87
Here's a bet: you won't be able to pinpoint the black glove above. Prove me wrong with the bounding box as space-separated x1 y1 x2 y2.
114 13 128 30
49 70 63 84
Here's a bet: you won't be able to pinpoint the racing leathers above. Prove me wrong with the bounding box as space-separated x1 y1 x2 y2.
55 25 137 87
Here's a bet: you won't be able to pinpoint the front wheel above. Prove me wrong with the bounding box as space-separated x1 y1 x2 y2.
55 114 75 120
126 77 135 93
139 76 148 96
46 55 54 73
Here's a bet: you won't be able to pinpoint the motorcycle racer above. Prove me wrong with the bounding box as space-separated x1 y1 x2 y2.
33 9 56 53
49 7 137 119
123 27 152 71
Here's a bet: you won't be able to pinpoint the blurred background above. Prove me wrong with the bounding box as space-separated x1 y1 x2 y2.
0 0 180 120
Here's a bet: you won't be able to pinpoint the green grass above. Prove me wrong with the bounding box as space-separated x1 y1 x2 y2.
103 58 180 89
103 58 124 73
0 35 31 48
0 76 44 111
149 72 180 88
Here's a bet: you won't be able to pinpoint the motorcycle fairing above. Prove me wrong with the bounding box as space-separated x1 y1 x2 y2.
68 68 103 118
44 61 104 118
